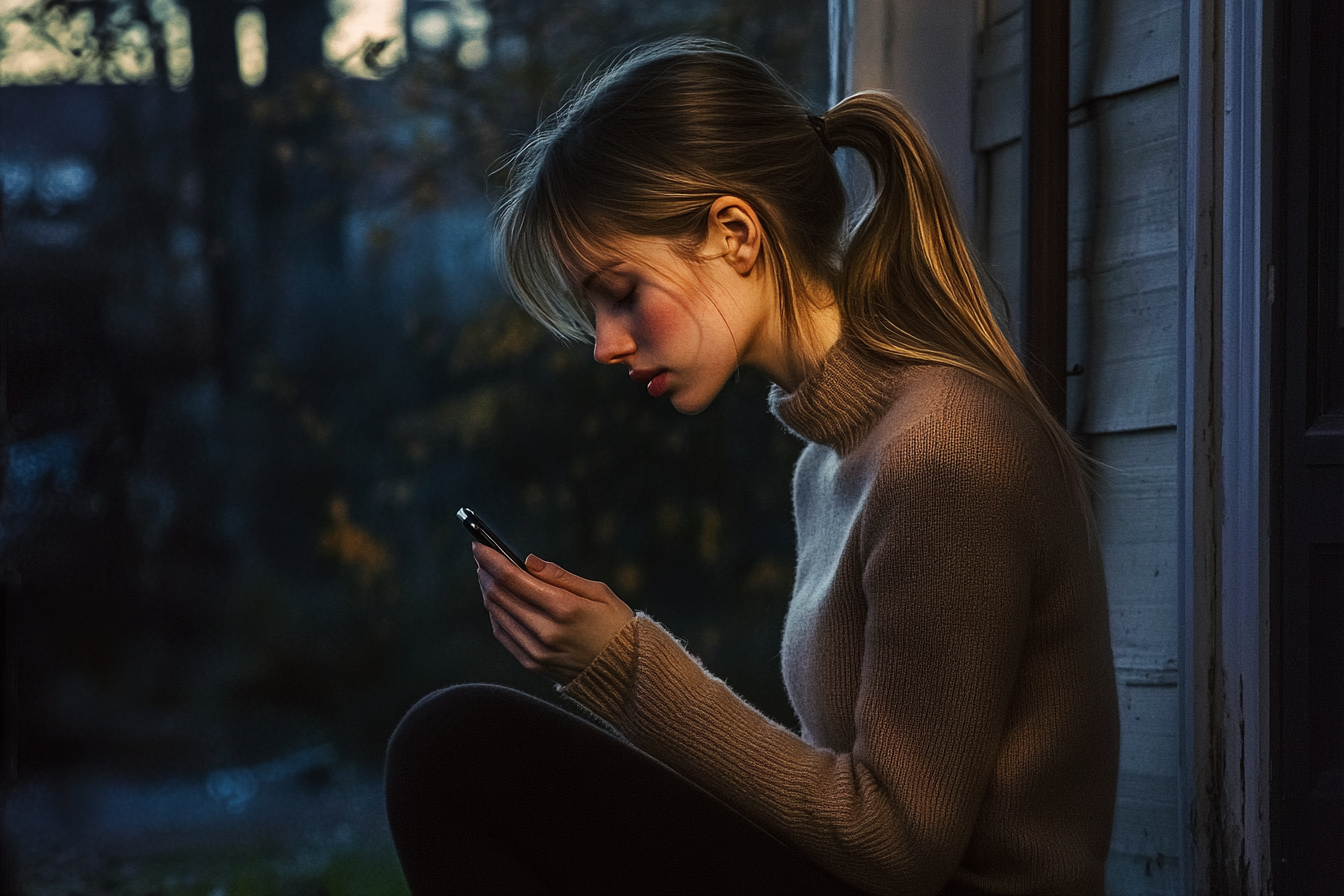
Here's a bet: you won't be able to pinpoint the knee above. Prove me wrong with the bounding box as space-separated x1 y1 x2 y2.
384 685 500 818
385 683 526 778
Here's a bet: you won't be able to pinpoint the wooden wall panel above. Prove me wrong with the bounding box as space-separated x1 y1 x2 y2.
1084 258 1179 431
1088 85 1181 263
985 0 1025 27
986 83 1184 434
1090 0 1181 97
1095 428 1179 684
1094 428 1182 893
1083 84 1181 433
979 85 1180 437
974 8 1024 151
1107 688 1183 895
980 140 1023 348
974 0 1182 152
961 0 1185 888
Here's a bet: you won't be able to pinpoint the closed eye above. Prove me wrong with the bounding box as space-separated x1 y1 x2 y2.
587 275 636 312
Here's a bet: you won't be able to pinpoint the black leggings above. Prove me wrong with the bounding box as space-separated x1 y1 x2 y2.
384 684 868 895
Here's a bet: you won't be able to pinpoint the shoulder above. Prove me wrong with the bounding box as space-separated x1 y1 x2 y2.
863 365 1047 496
850 366 1091 573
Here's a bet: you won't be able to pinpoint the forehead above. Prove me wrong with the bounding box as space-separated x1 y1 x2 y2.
565 235 689 290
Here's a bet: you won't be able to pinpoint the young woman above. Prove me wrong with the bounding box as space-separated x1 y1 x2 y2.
385 39 1120 895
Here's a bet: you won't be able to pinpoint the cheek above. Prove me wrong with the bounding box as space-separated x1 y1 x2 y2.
638 298 700 351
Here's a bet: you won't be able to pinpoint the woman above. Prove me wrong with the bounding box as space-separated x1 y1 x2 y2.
385 39 1119 895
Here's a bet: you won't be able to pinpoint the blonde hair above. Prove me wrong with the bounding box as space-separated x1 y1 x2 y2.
493 38 1096 525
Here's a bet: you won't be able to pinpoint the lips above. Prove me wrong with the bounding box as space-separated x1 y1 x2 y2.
646 371 670 398
629 368 670 398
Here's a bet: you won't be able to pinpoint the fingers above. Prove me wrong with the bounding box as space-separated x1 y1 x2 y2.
486 594 549 674
475 547 572 659
520 554 618 605
481 567 594 683
473 543 608 614
477 558 553 637
473 543 546 610
471 541 634 685
473 542 533 589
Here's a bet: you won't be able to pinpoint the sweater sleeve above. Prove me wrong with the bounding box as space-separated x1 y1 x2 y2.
562 418 1039 896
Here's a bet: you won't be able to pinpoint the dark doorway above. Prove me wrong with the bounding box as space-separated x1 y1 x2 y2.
1272 0 1344 889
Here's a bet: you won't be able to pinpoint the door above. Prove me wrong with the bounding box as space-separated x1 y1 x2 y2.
1273 0 1344 889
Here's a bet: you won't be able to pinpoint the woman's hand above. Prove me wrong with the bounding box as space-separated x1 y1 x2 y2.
474 543 635 686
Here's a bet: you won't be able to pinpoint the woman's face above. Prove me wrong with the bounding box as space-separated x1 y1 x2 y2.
580 235 771 415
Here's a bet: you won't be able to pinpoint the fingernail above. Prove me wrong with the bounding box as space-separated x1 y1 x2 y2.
525 554 545 572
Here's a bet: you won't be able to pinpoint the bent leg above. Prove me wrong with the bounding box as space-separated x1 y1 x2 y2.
384 683 864 896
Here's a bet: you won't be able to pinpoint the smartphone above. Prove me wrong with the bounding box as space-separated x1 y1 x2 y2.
457 507 527 569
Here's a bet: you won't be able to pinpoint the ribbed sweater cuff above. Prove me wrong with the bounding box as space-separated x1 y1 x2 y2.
560 612 642 721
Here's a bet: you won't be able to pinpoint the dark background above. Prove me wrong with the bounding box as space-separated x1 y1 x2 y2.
1 1 829 891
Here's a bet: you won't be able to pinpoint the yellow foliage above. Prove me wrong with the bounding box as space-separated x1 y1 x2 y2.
698 506 722 565
447 389 499 449
298 406 334 445
320 497 392 587
744 558 790 594
616 562 642 596
451 306 542 371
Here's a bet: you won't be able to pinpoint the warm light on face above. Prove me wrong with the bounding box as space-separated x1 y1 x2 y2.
235 7 267 87
582 237 761 417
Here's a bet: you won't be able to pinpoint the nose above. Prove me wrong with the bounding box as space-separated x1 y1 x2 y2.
592 310 635 365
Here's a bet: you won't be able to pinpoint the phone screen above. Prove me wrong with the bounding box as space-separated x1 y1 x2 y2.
457 507 527 569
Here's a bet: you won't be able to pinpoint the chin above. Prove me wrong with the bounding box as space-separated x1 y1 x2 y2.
669 390 716 416
667 370 733 415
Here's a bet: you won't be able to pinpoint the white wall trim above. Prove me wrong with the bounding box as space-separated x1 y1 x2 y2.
1179 0 1272 890
828 0 853 106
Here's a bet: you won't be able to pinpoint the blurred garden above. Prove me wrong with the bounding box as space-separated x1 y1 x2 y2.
1 0 828 891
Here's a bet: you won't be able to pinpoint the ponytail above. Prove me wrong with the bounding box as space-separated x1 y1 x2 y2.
821 93 1098 529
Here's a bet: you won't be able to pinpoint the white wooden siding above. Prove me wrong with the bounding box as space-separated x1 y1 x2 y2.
1094 428 1179 896
1097 429 1179 683
979 139 1023 344
1087 0 1181 98
975 0 1182 153
1084 83 1181 433
1109 683 1183 893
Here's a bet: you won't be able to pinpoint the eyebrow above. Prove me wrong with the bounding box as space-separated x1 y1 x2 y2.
581 262 622 291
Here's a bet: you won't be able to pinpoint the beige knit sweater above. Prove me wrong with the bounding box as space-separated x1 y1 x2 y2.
563 341 1120 895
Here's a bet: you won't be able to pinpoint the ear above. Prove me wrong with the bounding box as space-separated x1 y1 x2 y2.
705 196 762 276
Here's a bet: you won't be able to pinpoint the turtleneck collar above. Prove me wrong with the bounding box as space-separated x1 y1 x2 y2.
768 337 912 455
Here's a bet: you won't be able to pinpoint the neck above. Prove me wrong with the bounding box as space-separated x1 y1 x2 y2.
749 283 842 393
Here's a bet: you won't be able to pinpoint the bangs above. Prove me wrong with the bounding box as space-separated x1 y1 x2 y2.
492 129 635 345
